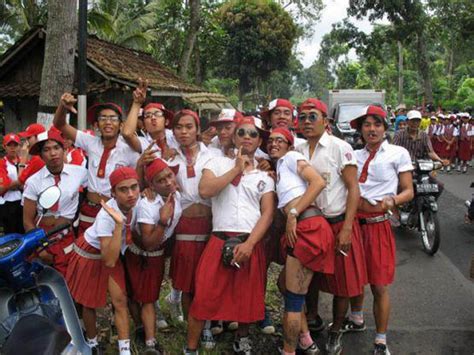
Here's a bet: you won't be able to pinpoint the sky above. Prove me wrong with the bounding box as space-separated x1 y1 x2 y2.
297 0 381 68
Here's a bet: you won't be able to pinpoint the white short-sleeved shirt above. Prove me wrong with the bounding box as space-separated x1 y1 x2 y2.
136 192 183 243
137 129 179 154
209 136 270 160
84 198 138 254
275 151 308 209
23 164 87 219
204 156 275 233
167 142 223 210
355 141 413 202
2 158 21 202
74 130 140 197
296 132 356 217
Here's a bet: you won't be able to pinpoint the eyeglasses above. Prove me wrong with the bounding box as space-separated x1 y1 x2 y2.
144 111 164 119
267 137 288 145
298 113 319 123
97 115 120 123
236 128 259 138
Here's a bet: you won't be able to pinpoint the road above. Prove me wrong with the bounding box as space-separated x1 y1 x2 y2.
316 168 474 354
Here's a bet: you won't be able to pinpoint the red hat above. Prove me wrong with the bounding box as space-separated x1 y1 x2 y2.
3 133 20 147
237 116 270 139
173 109 200 128
145 158 169 183
87 102 123 124
271 127 294 146
18 123 46 138
109 167 139 189
260 98 294 119
299 98 328 116
350 105 387 130
83 129 95 136
29 129 65 155
143 103 174 122
209 109 244 127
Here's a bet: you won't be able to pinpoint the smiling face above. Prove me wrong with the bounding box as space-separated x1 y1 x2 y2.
113 178 140 211
270 106 293 129
173 115 199 147
151 167 178 197
233 123 262 155
361 116 386 146
40 140 65 171
267 132 291 159
96 108 122 139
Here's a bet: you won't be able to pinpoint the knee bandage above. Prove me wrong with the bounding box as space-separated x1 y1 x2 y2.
284 291 306 312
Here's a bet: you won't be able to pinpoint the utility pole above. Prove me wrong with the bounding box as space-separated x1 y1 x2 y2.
77 0 87 130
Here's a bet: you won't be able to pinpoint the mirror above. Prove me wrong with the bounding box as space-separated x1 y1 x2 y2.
38 186 61 210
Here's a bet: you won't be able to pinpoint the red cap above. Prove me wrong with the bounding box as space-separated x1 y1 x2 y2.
145 158 169 183
83 129 95 136
350 105 387 129
209 109 244 127
18 123 46 138
143 103 174 122
299 98 328 116
29 129 65 155
3 133 20 146
109 167 139 189
87 102 123 124
174 109 200 128
260 98 294 119
271 127 294 146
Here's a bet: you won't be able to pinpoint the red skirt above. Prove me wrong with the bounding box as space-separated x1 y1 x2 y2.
281 216 335 274
38 223 74 277
125 248 165 303
358 212 395 286
458 140 472 161
65 235 126 308
78 201 101 235
190 234 266 323
169 216 211 293
318 220 368 297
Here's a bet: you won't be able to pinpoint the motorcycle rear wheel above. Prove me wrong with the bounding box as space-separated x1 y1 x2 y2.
420 210 440 255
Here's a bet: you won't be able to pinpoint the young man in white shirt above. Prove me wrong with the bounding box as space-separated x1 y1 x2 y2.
66 167 140 355
350 105 414 355
53 93 139 234
185 117 275 355
23 129 87 276
296 98 367 354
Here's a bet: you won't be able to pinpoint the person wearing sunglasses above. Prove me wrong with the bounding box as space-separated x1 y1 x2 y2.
185 117 274 355
266 127 331 355
295 98 368 354
54 93 140 236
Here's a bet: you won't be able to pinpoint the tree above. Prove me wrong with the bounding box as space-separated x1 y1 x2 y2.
217 0 300 106
178 0 201 80
37 0 77 127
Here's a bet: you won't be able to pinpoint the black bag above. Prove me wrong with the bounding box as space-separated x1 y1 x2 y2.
221 237 243 268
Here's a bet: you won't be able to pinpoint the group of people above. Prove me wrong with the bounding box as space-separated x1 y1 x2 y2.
1 80 469 355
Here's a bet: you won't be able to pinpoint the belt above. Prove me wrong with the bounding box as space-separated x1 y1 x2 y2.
359 213 390 225
79 213 96 224
175 234 209 242
213 232 249 242
128 243 164 257
63 243 74 255
72 244 102 260
298 207 323 222
325 213 346 225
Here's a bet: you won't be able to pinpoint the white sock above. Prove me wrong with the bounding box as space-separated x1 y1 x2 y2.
145 338 156 347
170 288 182 303
204 320 211 330
118 339 131 355
86 336 98 347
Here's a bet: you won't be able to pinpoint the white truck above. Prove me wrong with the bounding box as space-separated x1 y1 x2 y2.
323 89 386 147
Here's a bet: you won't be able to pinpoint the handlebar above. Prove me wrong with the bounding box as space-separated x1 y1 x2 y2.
45 223 71 238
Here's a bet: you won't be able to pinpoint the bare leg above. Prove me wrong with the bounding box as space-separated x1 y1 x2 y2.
331 296 350 331
182 292 192 318
82 306 97 339
109 277 130 340
305 277 320 321
141 302 156 342
349 293 364 312
187 314 205 350
371 285 390 334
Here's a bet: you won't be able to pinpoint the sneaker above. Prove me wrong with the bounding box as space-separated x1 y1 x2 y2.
89 344 103 355
457 165 462 172
134 326 145 345
340 317 366 333
307 315 325 332
374 343 391 355
325 331 343 355
156 303 169 330
233 336 252 355
227 321 239 331
299 341 321 354
144 342 163 355
165 292 184 322
258 308 275 334
201 328 216 350
462 166 467 174
183 347 199 355
447 166 451 173
211 320 224 335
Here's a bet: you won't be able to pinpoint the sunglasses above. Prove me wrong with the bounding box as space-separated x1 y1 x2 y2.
236 128 259 138
298 113 319 123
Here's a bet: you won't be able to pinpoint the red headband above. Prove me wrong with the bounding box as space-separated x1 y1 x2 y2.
271 127 294 145
174 109 200 127
145 158 169 183
109 167 139 189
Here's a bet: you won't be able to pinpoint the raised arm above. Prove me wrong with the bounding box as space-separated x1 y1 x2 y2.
122 79 148 153
53 93 79 142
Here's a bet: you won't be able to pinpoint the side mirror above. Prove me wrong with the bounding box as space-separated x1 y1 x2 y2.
38 186 61 210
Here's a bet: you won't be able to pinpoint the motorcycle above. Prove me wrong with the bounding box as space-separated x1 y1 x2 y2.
465 182 474 224
0 185 91 354
399 159 443 255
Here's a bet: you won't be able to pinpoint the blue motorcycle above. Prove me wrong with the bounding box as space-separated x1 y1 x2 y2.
0 186 91 354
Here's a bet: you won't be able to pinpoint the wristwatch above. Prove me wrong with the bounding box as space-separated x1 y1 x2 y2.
289 208 299 218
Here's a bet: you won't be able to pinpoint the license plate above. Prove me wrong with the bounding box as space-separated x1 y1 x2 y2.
416 183 439 193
